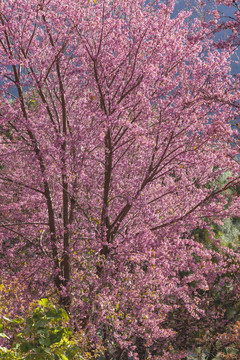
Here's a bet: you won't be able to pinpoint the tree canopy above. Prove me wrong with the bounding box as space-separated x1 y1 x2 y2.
0 0 239 359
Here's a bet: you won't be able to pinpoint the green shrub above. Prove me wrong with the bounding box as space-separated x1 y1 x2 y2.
0 299 84 360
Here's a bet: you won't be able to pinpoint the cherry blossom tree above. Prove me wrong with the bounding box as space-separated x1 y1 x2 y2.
0 0 239 358
215 0 240 47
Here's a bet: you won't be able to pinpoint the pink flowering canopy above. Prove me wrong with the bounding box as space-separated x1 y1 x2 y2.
0 0 239 358
217 0 240 44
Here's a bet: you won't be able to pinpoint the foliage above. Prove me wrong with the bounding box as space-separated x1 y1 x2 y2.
217 320 240 359
0 298 96 360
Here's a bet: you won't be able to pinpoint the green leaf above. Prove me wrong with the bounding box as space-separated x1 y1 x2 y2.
25 355 36 360
7 317 22 324
20 342 33 353
3 316 14 323
0 346 9 351
26 317 33 325
36 319 48 329
45 310 60 320
39 298 49 307
60 309 69 321
0 333 9 339
33 312 42 321
49 329 64 345
39 337 51 346
61 354 68 360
